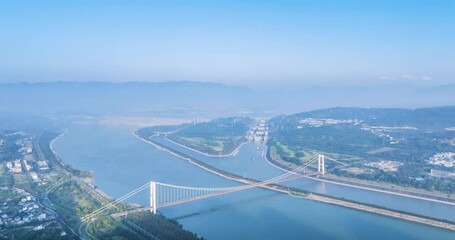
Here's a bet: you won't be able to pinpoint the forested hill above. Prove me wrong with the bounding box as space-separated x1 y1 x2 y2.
267 106 455 194
270 107 455 130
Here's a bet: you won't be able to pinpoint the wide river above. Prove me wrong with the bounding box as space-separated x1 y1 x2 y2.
54 124 455 239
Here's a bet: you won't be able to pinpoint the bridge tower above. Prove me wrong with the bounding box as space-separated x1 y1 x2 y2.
317 155 325 175
150 181 157 214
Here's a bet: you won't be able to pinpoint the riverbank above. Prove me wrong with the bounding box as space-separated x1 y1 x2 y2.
49 129 68 167
48 129 114 203
134 131 455 231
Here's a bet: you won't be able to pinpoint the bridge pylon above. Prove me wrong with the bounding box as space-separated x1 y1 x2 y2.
317 155 325 175
150 181 157 214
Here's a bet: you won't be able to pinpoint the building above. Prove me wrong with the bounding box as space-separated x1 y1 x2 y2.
34 161 50 172
37 213 46 221
23 160 33 171
6 160 22 173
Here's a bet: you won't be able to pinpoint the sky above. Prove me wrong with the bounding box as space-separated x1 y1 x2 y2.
0 0 454 86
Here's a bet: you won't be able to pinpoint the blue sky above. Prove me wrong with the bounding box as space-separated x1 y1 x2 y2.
0 0 454 86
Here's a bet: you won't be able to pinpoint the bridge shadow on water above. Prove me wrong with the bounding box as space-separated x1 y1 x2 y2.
170 191 282 221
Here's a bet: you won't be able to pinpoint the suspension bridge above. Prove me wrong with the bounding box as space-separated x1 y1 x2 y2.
82 155 330 221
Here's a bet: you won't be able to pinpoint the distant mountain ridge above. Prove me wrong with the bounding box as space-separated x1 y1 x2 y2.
1 81 455 117
0 81 251 116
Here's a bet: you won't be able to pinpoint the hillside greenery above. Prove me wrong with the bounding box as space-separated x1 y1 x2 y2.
268 107 455 194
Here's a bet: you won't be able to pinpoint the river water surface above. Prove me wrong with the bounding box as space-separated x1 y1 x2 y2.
54 124 455 240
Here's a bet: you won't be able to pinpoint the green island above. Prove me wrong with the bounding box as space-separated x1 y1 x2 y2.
162 117 252 155
0 129 201 240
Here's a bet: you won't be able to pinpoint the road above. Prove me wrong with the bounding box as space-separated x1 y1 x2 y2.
33 133 88 240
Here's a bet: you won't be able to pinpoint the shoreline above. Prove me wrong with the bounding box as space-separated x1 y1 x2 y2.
49 129 68 167
134 131 455 231
48 129 113 203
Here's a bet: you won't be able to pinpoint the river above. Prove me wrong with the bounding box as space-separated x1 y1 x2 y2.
53 123 455 239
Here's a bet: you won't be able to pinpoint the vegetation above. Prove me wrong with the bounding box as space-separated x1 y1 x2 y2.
47 180 102 228
127 212 202 240
166 117 252 154
1 221 78 240
138 117 252 155
0 131 22 163
268 107 455 194
86 216 146 240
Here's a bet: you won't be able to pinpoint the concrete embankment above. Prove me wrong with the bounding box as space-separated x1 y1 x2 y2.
304 194 455 231
134 131 455 231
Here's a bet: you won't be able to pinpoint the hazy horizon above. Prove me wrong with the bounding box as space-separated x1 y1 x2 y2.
1 0 454 86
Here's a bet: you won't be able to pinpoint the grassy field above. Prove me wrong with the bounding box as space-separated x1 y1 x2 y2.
13 173 34 192
47 180 107 227
86 216 145 240
167 117 251 155
1 221 77 240
270 141 362 168
174 135 244 154
176 136 225 152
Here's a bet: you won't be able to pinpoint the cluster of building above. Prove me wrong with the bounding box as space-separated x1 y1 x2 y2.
430 169 455 178
1 133 68 237
297 118 361 128
5 159 50 185
364 160 403 172
6 160 23 173
248 119 268 143
363 125 418 131
3 137 50 187
441 138 455 146
18 140 33 154
361 125 416 145
427 152 455 168
0 187 51 226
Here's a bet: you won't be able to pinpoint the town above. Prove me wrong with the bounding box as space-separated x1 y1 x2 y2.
297 118 361 128
0 131 69 238
428 152 455 168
